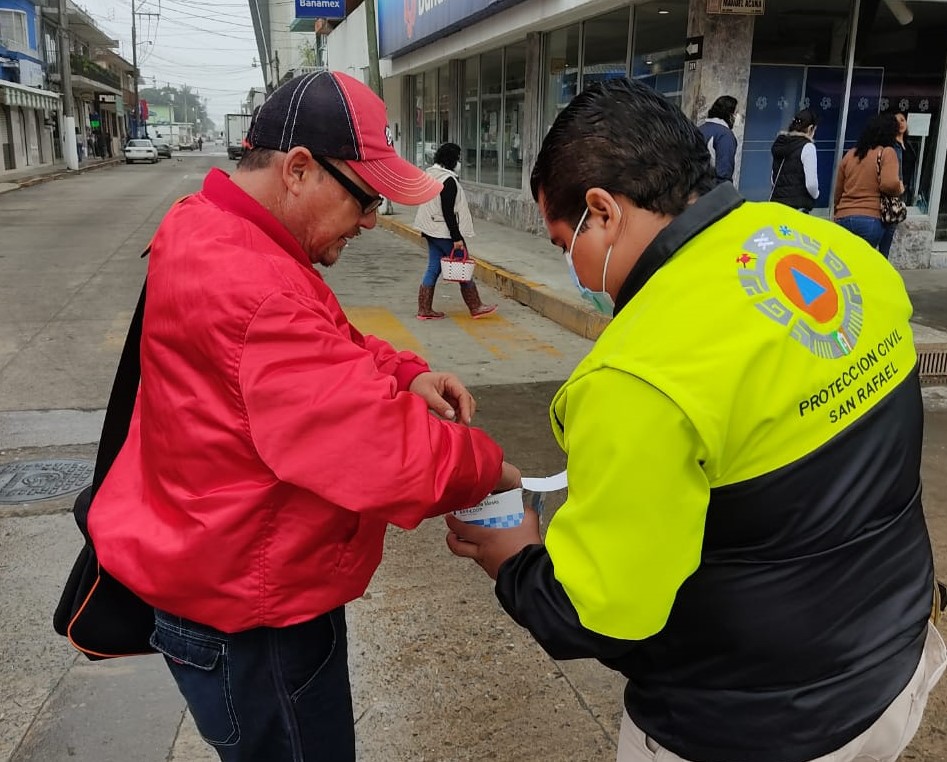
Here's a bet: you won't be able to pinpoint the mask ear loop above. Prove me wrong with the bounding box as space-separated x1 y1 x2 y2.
602 205 622 293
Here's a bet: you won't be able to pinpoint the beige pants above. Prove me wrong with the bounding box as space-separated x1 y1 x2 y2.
617 623 946 762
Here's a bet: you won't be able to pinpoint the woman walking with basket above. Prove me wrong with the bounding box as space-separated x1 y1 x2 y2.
833 113 905 256
413 142 497 320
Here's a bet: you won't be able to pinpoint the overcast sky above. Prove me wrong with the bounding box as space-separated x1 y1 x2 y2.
75 0 265 125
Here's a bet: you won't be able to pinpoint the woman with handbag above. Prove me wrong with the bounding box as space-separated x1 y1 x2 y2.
833 113 904 256
413 142 497 320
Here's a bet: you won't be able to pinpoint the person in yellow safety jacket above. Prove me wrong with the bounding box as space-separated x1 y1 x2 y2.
446 78 946 762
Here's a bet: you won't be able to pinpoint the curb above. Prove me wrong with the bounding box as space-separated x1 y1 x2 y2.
8 158 124 192
376 215 609 341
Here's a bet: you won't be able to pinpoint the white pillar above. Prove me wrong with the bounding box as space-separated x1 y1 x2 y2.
63 115 79 170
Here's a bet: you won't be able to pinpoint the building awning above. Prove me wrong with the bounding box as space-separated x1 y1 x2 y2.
0 81 61 111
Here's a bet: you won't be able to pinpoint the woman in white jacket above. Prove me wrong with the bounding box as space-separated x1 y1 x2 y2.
413 143 497 320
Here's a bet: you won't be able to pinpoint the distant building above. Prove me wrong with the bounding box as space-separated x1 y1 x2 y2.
0 0 60 175
40 0 124 162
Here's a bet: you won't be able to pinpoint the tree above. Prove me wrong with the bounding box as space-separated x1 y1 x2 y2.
138 83 214 135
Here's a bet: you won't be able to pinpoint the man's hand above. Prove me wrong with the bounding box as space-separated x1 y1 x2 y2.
495 461 522 493
409 371 476 425
445 508 542 579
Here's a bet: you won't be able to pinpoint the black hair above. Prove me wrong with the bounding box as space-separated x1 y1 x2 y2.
788 108 818 133
854 112 899 160
530 78 716 227
237 146 281 171
433 142 461 170
708 95 738 129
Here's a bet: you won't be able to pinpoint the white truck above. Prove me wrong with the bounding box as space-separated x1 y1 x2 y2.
146 122 195 151
225 113 253 161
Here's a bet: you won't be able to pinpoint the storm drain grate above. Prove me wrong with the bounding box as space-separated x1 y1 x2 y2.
0 459 93 504
918 343 947 386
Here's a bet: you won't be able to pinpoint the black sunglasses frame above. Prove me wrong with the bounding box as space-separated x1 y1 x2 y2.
314 156 383 215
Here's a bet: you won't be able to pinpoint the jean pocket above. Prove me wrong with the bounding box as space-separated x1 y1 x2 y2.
279 609 342 703
150 622 240 746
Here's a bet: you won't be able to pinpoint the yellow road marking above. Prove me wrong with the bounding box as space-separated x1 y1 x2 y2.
104 311 133 349
449 311 562 360
345 307 426 356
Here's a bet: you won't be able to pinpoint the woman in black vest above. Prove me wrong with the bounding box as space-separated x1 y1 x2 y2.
770 109 819 212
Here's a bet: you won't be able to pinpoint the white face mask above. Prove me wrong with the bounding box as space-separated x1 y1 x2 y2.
566 206 615 315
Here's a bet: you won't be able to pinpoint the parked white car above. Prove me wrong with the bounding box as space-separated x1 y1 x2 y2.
124 139 158 165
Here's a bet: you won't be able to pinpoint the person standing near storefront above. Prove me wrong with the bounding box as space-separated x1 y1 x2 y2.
413 142 497 320
770 108 819 212
446 77 945 762
698 95 738 184
834 112 904 255
877 111 916 257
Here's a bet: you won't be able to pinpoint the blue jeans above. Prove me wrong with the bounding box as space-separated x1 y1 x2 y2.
878 223 898 259
836 215 884 251
151 607 354 762
421 235 454 287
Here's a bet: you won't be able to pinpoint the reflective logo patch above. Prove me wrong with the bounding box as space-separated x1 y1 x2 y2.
737 225 863 359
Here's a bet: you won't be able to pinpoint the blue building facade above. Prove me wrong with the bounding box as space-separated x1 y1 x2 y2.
0 0 45 86
0 0 60 173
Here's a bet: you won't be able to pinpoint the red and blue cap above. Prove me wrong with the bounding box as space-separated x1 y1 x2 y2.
245 70 441 205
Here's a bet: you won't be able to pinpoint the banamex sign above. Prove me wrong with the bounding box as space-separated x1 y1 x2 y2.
296 0 346 19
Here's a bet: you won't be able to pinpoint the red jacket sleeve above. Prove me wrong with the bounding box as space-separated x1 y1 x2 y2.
347 323 430 392
238 292 503 528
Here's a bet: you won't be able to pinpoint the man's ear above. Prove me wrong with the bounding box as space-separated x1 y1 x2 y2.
282 147 314 196
584 187 622 230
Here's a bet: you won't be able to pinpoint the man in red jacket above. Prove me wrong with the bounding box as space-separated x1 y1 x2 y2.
89 71 519 762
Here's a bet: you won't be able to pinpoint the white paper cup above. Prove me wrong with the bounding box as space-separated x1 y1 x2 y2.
452 488 525 528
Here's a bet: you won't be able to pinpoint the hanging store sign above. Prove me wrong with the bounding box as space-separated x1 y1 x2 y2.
295 0 346 19
379 0 528 57
707 0 764 14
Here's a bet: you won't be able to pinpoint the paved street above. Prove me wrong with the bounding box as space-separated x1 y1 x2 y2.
1 157 947 761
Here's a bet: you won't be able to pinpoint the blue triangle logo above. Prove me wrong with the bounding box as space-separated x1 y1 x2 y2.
791 268 826 305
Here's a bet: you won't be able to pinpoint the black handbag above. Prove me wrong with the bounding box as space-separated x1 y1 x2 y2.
877 150 908 225
53 282 157 660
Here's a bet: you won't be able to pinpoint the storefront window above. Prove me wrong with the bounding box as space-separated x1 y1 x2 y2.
854 1 947 228
583 8 630 90
742 0 947 232
410 74 424 167
462 56 480 183
543 24 580 135
480 49 503 186
437 64 450 147
503 42 527 189
630 0 686 105
422 70 437 166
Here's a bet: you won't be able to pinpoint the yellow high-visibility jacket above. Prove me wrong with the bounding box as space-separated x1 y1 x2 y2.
497 183 933 762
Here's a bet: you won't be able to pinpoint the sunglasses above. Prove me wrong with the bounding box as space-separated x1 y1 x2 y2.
314 156 383 215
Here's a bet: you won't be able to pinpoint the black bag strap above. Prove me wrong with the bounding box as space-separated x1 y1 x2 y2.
91 281 146 493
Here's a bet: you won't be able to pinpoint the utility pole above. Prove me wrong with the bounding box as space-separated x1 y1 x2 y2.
131 0 139 138
57 0 78 169
364 0 382 98
360 4 390 212
131 2 159 139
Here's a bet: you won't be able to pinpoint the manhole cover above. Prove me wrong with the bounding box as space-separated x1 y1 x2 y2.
0 459 93 504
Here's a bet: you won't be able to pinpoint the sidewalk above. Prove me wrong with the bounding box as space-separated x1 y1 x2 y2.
377 204 947 374
0 157 123 195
